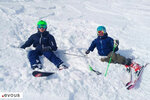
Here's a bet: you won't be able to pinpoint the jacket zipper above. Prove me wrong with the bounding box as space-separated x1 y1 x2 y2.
100 40 104 55
40 33 44 49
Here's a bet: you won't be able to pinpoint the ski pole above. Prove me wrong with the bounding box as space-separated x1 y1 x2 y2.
89 65 102 75
104 45 116 77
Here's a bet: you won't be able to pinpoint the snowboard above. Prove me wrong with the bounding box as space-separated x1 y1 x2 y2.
126 63 149 90
32 71 54 77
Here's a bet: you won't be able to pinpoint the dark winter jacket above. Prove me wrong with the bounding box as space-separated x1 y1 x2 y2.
87 33 118 56
21 31 57 52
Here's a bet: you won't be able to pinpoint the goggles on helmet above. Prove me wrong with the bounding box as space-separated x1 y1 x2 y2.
37 24 47 29
97 30 104 34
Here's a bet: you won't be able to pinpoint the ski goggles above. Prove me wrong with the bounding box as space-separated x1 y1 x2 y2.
37 24 47 29
97 30 104 34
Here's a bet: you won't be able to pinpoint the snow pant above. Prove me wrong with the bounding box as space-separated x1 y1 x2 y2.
101 52 142 72
28 50 63 69
101 51 130 65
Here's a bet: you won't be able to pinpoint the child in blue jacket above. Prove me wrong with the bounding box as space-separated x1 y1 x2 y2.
21 20 67 70
85 26 142 74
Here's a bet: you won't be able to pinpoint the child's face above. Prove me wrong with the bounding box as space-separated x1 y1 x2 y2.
38 28 46 33
37 24 47 33
97 31 104 36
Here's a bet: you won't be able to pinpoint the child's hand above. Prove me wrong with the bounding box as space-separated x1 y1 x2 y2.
85 50 90 55
114 40 119 47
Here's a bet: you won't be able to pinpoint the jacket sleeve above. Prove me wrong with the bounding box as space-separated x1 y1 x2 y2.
88 40 96 52
49 35 58 51
109 37 119 52
21 35 34 49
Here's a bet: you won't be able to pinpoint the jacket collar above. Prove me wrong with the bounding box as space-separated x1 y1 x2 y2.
37 31 49 36
97 33 108 39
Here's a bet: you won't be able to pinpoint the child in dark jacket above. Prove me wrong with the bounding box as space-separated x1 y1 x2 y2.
85 26 142 74
21 20 67 70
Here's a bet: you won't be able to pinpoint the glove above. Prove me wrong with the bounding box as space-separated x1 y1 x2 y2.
20 45 26 49
21 46 25 49
114 40 119 47
85 50 90 55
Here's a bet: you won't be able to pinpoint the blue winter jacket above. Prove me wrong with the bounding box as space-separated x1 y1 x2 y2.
21 31 57 52
87 33 118 56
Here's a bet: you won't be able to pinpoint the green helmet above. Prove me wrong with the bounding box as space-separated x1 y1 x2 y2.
37 20 47 29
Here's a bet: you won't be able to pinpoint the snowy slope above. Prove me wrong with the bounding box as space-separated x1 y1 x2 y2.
0 0 150 100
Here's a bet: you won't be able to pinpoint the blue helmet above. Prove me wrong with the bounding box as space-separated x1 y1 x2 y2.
97 26 106 33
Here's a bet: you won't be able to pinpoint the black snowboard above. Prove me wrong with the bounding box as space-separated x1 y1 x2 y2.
32 71 54 77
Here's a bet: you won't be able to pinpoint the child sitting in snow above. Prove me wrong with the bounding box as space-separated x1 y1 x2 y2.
21 20 68 70
85 26 142 76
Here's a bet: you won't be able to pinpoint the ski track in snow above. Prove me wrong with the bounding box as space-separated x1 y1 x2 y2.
0 0 150 100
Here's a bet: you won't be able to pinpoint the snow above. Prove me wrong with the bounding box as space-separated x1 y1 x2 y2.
0 0 150 100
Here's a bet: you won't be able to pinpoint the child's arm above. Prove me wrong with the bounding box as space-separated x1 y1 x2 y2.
110 37 119 51
85 40 96 54
21 35 34 49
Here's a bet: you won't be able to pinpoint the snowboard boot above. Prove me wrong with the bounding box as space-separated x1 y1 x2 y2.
31 64 42 70
131 63 142 72
125 62 142 77
125 66 131 73
58 64 68 70
131 62 142 78
124 58 132 73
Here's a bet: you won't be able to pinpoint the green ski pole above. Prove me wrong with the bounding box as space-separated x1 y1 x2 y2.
89 65 102 75
104 45 116 77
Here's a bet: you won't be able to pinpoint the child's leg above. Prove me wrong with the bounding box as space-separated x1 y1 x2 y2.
101 52 141 72
101 51 127 64
43 51 63 68
28 50 41 69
